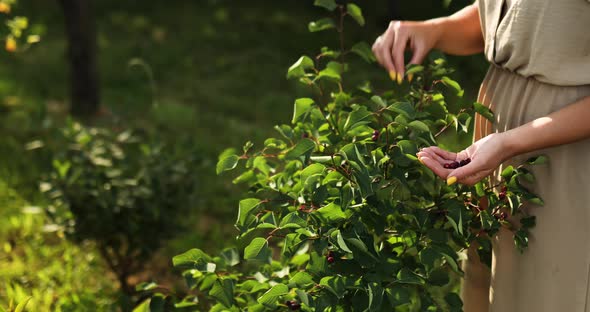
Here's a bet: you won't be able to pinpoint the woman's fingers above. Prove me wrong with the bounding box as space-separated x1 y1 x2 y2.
391 22 409 82
419 155 451 179
421 146 457 162
417 149 446 165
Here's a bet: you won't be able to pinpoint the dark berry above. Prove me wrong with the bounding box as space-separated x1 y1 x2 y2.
290 302 301 310
373 130 380 136
443 163 450 169
286 301 293 307
501 186 507 192
302 133 309 138
498 192 506 200
459 158 471 166
327 256 335 264
371 134 378 141
446 161 459 169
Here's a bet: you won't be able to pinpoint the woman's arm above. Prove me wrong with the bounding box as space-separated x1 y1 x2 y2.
430 4 484 56
417 95 590 185
372 3 484 83
502 96 590 158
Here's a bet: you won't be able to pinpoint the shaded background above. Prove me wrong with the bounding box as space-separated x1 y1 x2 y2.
0 0 487 310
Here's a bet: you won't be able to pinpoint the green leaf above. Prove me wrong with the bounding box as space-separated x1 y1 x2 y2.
316 61 345 82
480 210 495 230
396 268 425 285
501 165 514 178
289 271 315 288
236 198 263 231
387 101 415 119
320 276 348 298
343 105 373 132
520 216 536 229
257 284 289 307
346 3 365 26
300 163 326 183
172 248 212 269
408 120 429 133
445 293 463 309
419 247 440 272
314 0 337 11
244 237 271 262
336 230 352 253
473 102 494 122
285 139 316 160
209 279 235 308
287 56 315 79
526 155 548 165
292 98 315 123
312 202 346 223
14 297 32 312
441 76 464 97
216 154 239 174
220 248 240 267
351 42 376 63
405 64 424 76
308 18 336 32
386 286 411 306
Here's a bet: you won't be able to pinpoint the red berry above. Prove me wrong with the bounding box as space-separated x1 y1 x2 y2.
443 163 451 169
499 192 506 200
459 158 471 166
371 135 378 141
327 256 335 264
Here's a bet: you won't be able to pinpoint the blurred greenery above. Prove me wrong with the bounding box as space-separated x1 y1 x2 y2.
0 0 488 309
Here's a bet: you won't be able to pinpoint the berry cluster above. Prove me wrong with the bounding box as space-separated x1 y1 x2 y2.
371 130 380 141
285 300 301 310
443 158 471 169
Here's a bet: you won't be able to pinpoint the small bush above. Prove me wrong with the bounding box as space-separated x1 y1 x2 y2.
41 121 198 294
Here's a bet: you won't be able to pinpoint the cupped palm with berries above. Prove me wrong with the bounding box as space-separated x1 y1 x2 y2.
162 2 544 311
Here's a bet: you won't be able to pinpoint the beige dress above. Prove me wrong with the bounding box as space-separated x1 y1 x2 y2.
462 0 590 311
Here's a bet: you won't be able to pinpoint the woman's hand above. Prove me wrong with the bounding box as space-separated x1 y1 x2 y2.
417 133 513 186
371 4 483 82
372 20 441 83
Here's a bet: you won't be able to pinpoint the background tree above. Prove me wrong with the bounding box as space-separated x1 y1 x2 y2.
58 0 100 117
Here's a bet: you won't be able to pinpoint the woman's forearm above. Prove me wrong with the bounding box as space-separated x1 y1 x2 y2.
502 96 590 158
429 4 484 56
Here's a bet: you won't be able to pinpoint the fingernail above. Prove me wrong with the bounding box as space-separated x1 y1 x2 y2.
407 73 414 82
396 72 403 85
418 157 424 164
389 70 396 81
447 176 457 186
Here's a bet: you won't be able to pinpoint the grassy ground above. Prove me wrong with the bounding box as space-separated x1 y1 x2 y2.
0 0 488 308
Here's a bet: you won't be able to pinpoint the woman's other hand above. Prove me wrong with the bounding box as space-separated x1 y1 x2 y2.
417 133 514 186
372 4 483 82
372 20 441 83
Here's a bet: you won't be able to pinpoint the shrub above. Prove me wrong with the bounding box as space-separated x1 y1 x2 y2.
41 121 198 295
152 2 542 311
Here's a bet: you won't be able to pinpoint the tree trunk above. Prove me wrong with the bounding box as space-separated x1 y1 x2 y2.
59 0 100 117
